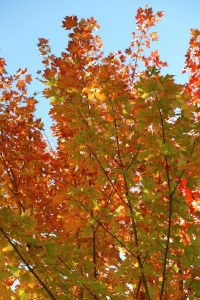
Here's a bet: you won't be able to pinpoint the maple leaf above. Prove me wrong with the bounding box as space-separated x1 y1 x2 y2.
157 11 164 18
24 74 32 84
150 31 158 41
0 57 6 73
38 37 48 45
16 79 26 91
62 16 78 30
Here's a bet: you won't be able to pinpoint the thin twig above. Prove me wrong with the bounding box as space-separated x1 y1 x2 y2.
125 144 142 173
80 202 138 259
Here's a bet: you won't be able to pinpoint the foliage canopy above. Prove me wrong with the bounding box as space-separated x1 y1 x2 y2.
0 5 199 299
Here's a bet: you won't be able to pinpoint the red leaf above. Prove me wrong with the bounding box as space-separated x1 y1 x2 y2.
62 16 78 30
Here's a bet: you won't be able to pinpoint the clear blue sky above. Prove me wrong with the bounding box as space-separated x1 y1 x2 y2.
0 0 199 144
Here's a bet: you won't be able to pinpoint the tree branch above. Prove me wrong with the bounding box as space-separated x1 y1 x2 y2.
107 98 151 299
0 227 57 300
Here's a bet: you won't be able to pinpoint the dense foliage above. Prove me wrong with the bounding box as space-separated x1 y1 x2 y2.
0 5 199 299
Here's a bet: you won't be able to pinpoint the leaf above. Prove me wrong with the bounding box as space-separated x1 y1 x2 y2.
62 16 78 30
16 79 25 91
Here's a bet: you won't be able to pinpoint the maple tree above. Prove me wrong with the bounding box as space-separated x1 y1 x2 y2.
0 5 199 299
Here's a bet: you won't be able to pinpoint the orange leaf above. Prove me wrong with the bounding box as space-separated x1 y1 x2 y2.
62 16 78 30
16 79 25 91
